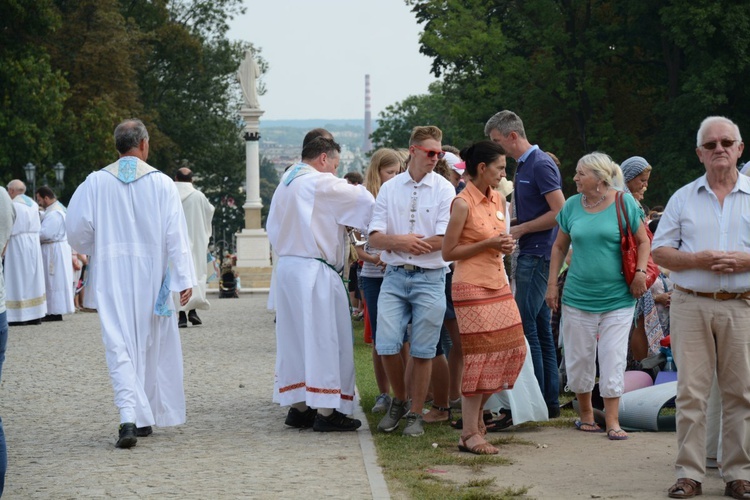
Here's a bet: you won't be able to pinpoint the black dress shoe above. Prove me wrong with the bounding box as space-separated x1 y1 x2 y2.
9 319 42 326
313 410 362 432
136 426 153 437
284 407 317 428
188 310 202 326
116 423 137 449
178 311 187 328
41 314 63 322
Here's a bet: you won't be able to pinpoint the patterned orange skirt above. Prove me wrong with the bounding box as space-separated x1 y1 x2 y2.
452 282 526 396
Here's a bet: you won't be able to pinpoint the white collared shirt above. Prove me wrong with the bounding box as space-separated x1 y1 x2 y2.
652 173 750 292
368 170 455 269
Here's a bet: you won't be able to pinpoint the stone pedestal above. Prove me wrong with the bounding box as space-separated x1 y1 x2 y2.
235 228 271 268
236 106 270 268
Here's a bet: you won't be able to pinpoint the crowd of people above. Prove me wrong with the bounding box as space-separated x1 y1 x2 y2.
267 112 750 499
1 112 749 498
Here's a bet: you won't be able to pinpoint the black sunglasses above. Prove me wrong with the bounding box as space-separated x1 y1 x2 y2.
701 139 738 150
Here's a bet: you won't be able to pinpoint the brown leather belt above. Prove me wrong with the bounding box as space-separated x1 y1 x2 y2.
674 284 750 301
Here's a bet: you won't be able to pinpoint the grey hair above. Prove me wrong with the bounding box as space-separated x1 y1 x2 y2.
484 110 527 139
114 119 149 154
577 152 624 190
696 116 742 147
7 179 25 193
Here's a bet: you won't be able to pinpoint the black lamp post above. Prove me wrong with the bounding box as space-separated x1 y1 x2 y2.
53 162 66 192
23 163 36 196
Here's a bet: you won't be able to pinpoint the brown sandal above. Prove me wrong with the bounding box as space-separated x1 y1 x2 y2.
423 404 450 423
458 433 499 455
667 478 702 498
725 479 750 499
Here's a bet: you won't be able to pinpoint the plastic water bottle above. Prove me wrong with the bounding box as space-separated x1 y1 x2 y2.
664 354 676 372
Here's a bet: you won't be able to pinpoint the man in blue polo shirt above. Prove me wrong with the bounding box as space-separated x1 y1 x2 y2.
485 110 565 418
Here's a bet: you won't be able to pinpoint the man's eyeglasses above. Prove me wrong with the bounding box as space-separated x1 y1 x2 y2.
413 144 445 159
701 139 739 150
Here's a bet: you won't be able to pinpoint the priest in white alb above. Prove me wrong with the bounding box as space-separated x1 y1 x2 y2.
5 180 47 325
173 167 214 328
35 186 74 321
267 137 375 432
66 118 196 449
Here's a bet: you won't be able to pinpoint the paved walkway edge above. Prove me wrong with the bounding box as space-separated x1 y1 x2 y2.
355 388 391 499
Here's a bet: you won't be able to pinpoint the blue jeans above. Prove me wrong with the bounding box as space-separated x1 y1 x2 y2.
376 266 446 358
361 277 383 341
0 311 7 495
514 254 559 408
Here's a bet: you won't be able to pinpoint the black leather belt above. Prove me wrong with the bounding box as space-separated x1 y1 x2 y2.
394 264 428 272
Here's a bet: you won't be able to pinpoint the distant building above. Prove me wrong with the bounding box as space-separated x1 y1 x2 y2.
259 121 369 178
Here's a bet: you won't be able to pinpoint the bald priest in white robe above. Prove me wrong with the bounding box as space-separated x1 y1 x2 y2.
173 167 214 328
5 180 47 325
267 137 375 432
36 186 74 321
66 118 196 449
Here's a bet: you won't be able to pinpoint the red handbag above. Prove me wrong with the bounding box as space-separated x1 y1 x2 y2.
615 191 660 289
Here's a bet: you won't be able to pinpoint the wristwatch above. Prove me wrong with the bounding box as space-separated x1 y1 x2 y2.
635 268 647 275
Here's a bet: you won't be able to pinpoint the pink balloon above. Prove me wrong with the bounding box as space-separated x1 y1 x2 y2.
624 370 653 393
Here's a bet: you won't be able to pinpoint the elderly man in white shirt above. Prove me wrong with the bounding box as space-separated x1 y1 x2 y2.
653 116 750 500
368 125 456 437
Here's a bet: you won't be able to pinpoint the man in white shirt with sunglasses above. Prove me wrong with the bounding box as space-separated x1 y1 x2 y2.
369 125 455 437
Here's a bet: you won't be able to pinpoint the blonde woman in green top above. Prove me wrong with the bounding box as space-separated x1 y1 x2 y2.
545 152 651 441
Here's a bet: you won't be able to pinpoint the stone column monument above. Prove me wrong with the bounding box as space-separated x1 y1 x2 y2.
235 49 271 276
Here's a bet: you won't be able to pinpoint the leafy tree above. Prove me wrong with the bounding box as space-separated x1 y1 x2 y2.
0 0 68 180
43 0 145 194
1 0 269 250
259 155 279 227
371 81 473 151
400 0 750 205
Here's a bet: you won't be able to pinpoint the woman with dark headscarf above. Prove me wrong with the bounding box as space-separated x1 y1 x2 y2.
620 156 664 362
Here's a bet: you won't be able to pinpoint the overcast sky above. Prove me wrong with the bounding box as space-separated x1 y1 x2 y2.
227 0 438 121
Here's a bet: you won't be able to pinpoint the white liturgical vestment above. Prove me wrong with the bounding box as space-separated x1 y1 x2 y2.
174 182 214 312
267 163 375 413
66 157 196 428
5 197 47 321
39 201 74 315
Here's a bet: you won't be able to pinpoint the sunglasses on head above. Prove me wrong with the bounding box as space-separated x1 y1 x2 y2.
701 139 738 150
413 144 445 159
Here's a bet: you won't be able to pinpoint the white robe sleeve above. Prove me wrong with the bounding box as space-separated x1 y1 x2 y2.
66 178 96 255
163 181 197 293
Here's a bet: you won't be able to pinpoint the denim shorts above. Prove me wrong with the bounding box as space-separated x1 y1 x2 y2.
376 265 446 359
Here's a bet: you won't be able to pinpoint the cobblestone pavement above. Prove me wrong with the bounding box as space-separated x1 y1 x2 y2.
2 294 387 499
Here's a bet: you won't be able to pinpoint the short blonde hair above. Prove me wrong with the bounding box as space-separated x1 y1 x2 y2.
577 152 624 190
364 148 403 199
409 125 442 145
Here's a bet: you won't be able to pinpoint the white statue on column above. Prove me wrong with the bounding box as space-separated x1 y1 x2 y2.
235 47 270 269
238 50 261 109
